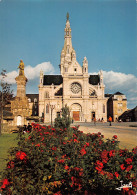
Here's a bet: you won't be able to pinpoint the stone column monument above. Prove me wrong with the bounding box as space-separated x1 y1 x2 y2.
11 60 30 126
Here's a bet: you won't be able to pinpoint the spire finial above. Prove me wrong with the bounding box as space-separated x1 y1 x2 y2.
66 12 69 21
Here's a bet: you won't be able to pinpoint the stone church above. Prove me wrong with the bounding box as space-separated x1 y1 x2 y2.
39 14 108 123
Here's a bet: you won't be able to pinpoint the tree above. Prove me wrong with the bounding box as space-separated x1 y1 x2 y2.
0 70 13 135
54 104 72 129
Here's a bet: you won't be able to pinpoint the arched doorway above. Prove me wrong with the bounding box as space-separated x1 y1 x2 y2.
17 116 22 126
71 103 82 121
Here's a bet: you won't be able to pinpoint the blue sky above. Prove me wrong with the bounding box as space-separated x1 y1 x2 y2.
0 0 137 109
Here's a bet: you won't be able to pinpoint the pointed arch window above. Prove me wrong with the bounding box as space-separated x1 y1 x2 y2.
103 104 105 113
45 91 49 98
46 104 49 114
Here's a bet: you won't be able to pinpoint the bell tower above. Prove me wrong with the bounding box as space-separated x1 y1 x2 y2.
60 13 73 75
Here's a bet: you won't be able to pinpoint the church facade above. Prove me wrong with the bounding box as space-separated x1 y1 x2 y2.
39 15 108 123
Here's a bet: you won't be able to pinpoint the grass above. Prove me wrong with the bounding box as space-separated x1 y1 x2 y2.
0 133 18 176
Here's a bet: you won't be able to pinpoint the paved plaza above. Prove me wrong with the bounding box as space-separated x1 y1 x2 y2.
73 122 137 151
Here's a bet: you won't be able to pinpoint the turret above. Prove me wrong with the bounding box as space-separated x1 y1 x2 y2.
100 70 103 85
82 56 88 74
40 70 43 86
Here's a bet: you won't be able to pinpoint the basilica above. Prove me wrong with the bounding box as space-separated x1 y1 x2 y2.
39 15 107 123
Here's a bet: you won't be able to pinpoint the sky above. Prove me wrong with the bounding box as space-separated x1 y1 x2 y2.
0 0 136 109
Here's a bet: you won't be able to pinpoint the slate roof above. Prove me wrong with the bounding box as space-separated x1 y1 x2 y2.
26 94 39 102
43 75 100 86
43 75 63 85
89 75 100 85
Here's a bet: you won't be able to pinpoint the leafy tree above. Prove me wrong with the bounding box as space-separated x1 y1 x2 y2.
54 104 72 129
0 70 13 135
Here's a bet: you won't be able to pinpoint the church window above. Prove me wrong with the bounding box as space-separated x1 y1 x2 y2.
74 68 77 72
85 68 86 72
34 98 37 103
46 104 49 113
71 82 81 94
45 91 49 98
65 67 68 72
103 104 105 113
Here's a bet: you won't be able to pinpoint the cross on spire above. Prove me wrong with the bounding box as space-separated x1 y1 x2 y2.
66 12 69 21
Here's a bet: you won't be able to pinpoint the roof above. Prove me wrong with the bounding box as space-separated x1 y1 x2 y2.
105 91 127 100
43 75 63 85
105 94 112 98
114 91 124 95
89 75 100 85
26 94 39 101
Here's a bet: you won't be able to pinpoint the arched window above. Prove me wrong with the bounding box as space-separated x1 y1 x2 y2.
34 98 37 103
28 98 31 102
46 104 49 113
103 104 105 113
45 91 49 98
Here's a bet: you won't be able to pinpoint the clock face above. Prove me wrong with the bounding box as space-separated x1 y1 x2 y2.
71 82 81 94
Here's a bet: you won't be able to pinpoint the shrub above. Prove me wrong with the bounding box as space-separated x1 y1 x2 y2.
0 124 137 194
54 104 72 129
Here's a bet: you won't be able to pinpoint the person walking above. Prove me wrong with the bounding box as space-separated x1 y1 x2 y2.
108 116 112 126
93 117 96 126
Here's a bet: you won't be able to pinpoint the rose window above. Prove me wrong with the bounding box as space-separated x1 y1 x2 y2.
71 83 81 94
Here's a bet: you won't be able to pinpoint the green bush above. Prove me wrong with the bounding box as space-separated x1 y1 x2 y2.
0 124 137 195
54 104 72 129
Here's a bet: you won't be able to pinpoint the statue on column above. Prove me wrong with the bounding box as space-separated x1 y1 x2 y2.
18 60 24 76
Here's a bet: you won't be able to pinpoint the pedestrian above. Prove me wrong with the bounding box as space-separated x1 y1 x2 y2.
23 125 27 133
27 123 32 133
93 117 96 126
108 116 112 126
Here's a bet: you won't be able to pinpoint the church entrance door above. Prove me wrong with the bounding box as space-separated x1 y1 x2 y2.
73 111 80 121
17 116 22 126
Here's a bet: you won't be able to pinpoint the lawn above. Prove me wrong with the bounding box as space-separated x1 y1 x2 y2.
0 133 18 177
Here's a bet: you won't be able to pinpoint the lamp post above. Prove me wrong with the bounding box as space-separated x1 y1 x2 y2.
50 104 55 126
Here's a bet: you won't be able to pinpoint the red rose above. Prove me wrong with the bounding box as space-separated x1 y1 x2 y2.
126 165 133 172
1 179 10 190
58 159 65 163
125 158 132 164
120 164 125 170
113 135 117 139
53 191 62 195
80 148 86 156
52 146 57 151
7 161 14 169
16 151 27 160
114 172 119 178
64 165 69 170
35 143 40 147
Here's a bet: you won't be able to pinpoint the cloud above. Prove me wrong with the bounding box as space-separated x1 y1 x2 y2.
89 70 137 109
103 70 137 109
0 61 54 84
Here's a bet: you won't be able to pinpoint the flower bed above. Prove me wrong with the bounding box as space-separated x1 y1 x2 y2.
0 124 137 194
